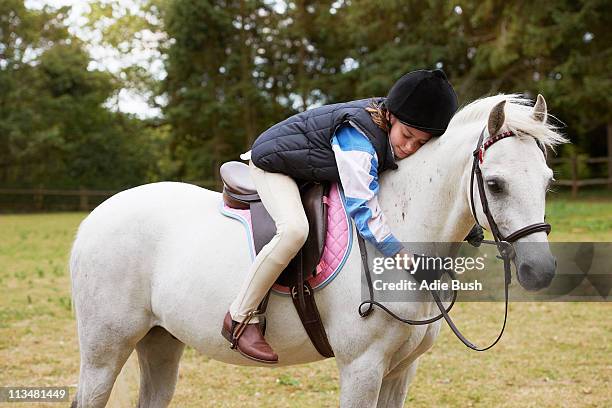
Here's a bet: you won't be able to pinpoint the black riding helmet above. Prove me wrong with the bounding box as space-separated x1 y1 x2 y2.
385 69 458 136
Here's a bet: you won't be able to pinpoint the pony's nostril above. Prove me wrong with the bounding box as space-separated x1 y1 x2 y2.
520 263 535 279
519 260 555 291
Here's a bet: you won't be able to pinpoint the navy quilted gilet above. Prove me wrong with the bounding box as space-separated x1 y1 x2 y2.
251 98 397 182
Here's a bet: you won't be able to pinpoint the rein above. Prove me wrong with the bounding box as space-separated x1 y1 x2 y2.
359 126 552 351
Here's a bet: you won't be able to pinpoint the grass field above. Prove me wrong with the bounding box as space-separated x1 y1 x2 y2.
0 193 610 407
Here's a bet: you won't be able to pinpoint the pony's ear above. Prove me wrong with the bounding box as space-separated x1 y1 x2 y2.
532 94 547 123
487 100 506 137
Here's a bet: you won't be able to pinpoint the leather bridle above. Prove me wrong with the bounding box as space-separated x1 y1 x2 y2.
469 128 552 245
359 126 552 351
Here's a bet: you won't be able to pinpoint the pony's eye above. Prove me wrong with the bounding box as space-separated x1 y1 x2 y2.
486 179 504 194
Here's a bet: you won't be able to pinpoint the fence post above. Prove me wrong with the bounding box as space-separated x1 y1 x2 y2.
79 187 89 211
34 185 44 210
571 153 578 198
608 122 612 189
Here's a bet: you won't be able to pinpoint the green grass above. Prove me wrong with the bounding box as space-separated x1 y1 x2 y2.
0 195 610 407
545 192 612 241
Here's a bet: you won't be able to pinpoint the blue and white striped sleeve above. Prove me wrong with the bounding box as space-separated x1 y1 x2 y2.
331 124 403 257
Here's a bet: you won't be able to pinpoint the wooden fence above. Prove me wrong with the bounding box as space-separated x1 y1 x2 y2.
0 187 117 211
0 181 218 212
0 154 610 212
549 155 612 198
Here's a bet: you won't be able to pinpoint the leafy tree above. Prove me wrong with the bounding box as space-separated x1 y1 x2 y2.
0 2 160 193
3 0 609 200
161 0 286 183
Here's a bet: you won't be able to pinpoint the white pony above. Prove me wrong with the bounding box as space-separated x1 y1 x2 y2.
70 94 566 407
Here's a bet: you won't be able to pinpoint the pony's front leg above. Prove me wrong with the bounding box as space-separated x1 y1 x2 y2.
376 362 418 408
338 355 386 408
375 321 440 407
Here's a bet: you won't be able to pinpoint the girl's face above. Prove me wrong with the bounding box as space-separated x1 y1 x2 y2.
387 113 432 160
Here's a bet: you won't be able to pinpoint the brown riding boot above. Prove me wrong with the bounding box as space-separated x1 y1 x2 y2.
221 311 278 364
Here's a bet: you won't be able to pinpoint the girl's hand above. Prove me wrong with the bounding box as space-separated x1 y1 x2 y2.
397 248 415 271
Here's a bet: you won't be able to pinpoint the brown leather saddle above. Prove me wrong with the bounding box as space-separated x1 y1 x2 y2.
220 161 334 358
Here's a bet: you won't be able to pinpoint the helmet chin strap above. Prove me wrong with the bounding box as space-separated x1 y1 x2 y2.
385 109 395 132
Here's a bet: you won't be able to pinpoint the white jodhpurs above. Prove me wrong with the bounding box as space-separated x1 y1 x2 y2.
229 160 309 323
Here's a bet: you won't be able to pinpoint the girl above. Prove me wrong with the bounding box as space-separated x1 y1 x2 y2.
221 69 458 363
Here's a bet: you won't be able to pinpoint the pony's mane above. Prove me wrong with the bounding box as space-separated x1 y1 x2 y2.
447 94 568 149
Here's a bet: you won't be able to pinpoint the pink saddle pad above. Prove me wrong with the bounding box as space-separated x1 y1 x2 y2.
220 182 352 294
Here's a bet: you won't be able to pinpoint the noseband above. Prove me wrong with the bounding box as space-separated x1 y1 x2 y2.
358 126 553 351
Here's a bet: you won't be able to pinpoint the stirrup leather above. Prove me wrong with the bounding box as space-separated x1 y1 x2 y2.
229 310 260 349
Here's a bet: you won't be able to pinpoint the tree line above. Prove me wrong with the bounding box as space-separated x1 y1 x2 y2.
1 0 610 194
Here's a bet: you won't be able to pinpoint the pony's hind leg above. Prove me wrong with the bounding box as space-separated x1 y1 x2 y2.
136 326 185 408
72 335 135 408
71 292 151 407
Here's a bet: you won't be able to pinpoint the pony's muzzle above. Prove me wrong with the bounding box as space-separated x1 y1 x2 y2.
517 256 556 291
